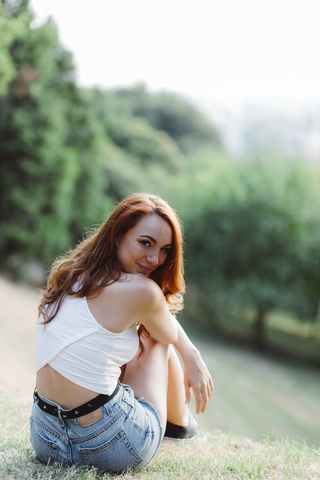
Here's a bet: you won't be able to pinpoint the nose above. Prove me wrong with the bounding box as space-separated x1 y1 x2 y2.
146 250 160 266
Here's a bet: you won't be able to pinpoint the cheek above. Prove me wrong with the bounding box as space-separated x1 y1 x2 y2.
134 244 145 257
116 241 130 263
115 247 125 265
159 252 169 266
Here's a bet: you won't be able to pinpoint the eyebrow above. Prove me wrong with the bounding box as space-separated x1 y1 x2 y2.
140 235 172 247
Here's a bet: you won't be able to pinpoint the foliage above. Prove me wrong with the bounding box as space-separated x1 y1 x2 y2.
0 0 30 98
0 1 110 267
83 88 186 173
103 83 221 153
181 154 320 344
0 0 223 271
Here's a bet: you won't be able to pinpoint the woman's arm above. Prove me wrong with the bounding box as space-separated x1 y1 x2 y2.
135 279 178 345
173 319 214 414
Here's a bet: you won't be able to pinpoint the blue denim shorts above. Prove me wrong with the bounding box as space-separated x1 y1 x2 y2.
30 383 163 473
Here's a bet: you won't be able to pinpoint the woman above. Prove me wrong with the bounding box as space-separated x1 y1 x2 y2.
30 193 213 472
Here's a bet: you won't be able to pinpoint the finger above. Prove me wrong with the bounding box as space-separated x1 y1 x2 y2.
184 379 192 404
209 377 214 397
193 385 202 414
207 380 214 404
200 379 213 413
200 386 209 413
185 388 192 404
206 377 214 403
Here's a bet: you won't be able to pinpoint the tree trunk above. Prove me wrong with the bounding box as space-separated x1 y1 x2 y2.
254 305 266 349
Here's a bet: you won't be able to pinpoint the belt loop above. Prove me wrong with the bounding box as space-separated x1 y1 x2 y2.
105 403 113 416
57 408 65 428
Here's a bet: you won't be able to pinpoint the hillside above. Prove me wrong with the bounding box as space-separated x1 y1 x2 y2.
0 275 40 398
1 275 320 449
1 391 319 480
0 276 319 478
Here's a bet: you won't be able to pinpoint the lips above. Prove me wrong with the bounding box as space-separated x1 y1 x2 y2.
137 263 153 274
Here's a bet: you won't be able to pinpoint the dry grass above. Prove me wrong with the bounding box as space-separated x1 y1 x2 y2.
0 275 39 398
0 392 319 480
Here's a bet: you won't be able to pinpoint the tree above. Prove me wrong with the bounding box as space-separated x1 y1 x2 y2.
83 88 185 173
183 156 320 346
0 0 29 97
0 0 108 268
104 84 221 154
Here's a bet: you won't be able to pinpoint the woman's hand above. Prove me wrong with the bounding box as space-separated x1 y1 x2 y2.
173 319 214 414
183 347 214 414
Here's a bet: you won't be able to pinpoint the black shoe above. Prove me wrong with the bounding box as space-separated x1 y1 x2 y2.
164 411 205 441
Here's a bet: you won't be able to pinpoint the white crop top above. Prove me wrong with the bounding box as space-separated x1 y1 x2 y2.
36 296 139 395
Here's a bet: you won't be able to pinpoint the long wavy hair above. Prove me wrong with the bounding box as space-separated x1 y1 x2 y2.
39 193 185 360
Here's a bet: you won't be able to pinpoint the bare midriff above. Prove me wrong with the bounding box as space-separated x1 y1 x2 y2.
36 364 101 410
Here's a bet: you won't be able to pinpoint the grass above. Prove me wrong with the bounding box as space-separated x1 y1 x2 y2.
185 297 320 364
211 313 320 365
267 312 320 341
0 392 319 480
1 276 320 478
190 337 320 449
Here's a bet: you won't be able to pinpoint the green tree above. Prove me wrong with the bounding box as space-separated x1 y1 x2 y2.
0 0 108 268
0 0 29 97
83 88 185 173
104 84 221 154
183 156 320 346
0 0 227 279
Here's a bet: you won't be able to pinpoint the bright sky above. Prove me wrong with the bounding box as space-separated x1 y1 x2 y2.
30 0 320 106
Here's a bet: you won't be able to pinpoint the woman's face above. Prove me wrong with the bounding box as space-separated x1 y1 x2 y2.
116 214 173 276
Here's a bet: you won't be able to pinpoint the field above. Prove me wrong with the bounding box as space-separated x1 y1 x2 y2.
1 392 319 480
0 276 319 479
193 338 320 448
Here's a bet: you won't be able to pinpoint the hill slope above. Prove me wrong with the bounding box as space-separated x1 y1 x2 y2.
1 391 319 480
0 276 40 398
0 275 320 450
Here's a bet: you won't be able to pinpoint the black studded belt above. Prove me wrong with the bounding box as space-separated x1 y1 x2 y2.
34 382 120 419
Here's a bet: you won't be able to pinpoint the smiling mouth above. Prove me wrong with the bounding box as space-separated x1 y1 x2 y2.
137 263 153 273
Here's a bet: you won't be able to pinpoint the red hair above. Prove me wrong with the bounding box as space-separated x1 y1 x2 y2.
39 193 185 358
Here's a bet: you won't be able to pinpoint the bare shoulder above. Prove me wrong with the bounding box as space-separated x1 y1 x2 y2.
102 274 177 345
98 274 163 310
121 275 177 344
118 274 163 305
88 274 164 332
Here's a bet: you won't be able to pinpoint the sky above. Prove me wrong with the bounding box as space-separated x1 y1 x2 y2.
30 0 320 107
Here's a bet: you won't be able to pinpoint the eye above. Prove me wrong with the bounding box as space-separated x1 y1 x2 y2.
140 240 151 247
161 247 171 253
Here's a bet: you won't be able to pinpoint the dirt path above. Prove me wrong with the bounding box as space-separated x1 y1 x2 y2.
0 276 40 399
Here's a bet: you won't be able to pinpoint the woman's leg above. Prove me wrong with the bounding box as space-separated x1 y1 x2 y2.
122 336 169 429
166 345 189 426
123 338 189 429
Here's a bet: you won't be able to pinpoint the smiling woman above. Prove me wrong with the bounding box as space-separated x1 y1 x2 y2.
115 214 173 276
30 193 214 473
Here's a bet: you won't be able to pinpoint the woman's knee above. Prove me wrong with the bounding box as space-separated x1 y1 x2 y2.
141 336 170 363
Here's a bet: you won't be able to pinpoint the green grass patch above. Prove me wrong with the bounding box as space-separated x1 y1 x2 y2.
179 335 320 450
189 307 320 364
0 392 319 480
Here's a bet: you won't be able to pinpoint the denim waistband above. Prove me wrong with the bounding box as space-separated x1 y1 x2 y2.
34 382 120 419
